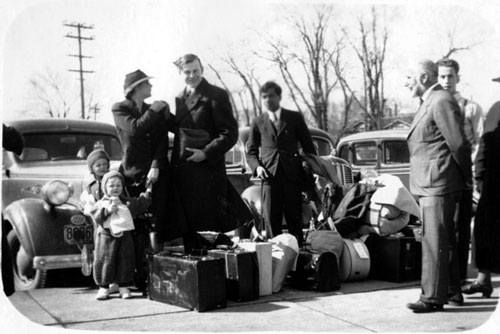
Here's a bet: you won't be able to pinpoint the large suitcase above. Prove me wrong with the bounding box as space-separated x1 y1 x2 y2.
238 241 272 296
148 251 226 312
207 248 259 302
291 250 341 292
364 234 421 282
339 238 370 281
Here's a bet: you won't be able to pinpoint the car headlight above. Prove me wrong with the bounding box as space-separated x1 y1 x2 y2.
41 180 73 206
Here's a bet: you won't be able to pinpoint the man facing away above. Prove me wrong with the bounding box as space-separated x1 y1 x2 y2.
405 59 472 313
246 81 317 247
437 58 484 283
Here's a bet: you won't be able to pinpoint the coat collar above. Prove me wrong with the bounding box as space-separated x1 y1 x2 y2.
175 78 209 124
407 84 443 138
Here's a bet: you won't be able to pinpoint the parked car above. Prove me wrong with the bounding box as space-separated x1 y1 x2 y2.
2 119 353 291
2 119 122 290
336 129 411 189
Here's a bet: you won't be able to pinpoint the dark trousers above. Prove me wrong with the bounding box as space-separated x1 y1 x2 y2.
419 192 461 305
455 189 472 281
262 165 304 246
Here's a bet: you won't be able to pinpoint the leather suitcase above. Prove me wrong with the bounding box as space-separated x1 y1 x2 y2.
148 251 226 312
339 238 370 281
207 249 259 302
238 241 272 296
291 250 341 292
364 234 421 282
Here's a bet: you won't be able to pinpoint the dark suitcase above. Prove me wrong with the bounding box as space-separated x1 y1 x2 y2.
148 251 227 312
291 250 341 292
365 234 421 282
207 248 259 302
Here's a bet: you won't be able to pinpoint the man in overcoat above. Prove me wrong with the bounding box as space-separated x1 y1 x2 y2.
405 59 472 313
246 81 316 246
171 54 238 253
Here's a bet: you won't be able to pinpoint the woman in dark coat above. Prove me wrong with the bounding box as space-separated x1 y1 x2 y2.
112 69 181 291
462 121 500 297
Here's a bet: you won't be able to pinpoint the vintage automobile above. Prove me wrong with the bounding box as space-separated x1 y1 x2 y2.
2 119 122 290
336 129 411 189
2 119 352 291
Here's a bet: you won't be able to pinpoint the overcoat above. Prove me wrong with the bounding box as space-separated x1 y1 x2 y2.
473 121 500 273
171 78 238 232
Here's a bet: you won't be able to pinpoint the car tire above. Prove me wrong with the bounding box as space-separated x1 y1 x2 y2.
7 229 47 290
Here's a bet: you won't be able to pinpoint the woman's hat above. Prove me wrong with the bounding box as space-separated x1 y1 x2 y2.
101 170 125 195
86 149 110 172
124 69 153 95
493 76 500 83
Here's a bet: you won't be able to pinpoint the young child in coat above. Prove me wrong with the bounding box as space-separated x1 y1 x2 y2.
90 170 152 300
80 149 110 215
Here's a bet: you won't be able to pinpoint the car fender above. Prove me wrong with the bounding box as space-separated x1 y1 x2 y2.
241 184 263 219
3 198 91 258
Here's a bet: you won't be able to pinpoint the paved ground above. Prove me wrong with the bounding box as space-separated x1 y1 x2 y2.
2 274 499 334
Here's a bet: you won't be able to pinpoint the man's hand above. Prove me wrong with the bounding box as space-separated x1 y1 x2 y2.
256 166 269 180
186 148 207 162
147 167 160 184
150 100 168 113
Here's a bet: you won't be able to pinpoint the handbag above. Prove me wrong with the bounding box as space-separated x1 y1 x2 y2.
178 128 211 160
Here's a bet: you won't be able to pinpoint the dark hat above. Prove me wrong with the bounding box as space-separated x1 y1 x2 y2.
493 77 500 83
101 170 124 195
124 69 153 95
87 149 110 172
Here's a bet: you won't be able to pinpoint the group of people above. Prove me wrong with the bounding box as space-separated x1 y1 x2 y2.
405 58 499 313
82 53 317 300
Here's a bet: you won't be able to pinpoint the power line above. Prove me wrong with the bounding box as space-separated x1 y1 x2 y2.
64 21 94 119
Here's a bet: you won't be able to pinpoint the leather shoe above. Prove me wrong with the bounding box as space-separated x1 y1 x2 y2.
462 281 493 298
447 293 464 306
407 300 443 313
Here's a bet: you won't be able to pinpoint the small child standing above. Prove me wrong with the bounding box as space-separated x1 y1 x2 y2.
80 149 110 215
90 170 152 300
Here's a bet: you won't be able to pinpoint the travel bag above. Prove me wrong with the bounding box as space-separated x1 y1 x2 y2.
291 250 341 292
364 233 421 282
238 241 273 296
207 248 259 302
339 238 370 281
148 250 226 312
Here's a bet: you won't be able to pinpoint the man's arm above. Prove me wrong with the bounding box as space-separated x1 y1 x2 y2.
296 113 317 155
245 119 263 176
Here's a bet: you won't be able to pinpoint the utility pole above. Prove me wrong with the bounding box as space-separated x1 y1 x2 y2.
64 21 94 119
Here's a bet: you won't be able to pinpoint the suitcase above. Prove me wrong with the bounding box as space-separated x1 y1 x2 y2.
207 248 259 302
364 234 421 282
148 251 226 312
291 250 341 292
238 241 272 296
339 238 370 281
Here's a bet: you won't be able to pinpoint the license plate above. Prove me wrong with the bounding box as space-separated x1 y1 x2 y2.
64 224 94 245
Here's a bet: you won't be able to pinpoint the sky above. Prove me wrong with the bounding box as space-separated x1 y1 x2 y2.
2 0 500 126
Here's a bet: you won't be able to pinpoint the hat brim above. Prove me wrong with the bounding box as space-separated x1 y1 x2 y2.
492 77 500 83
124 76 153 95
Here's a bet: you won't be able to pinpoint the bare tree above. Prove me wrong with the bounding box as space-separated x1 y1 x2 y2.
342 6 388 131
27 68 78 118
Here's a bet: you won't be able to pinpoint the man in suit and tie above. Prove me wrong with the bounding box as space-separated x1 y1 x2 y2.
171 53 238 253
405 59 472 313
246 81 316 246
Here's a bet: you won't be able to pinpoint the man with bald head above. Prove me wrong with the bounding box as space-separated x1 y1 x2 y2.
405 59 472 313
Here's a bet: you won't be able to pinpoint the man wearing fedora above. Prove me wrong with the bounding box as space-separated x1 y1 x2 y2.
112 69 171 293
171 54 238 253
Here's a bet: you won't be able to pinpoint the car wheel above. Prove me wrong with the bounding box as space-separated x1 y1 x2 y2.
7 229 47 290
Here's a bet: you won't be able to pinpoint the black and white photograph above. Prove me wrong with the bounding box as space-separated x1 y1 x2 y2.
2 0 500 333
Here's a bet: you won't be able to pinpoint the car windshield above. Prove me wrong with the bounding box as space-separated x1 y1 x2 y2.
384 140 409 164
19 133 122 161
353 142 377 166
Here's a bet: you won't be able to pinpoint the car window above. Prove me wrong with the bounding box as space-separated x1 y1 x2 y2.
313 137 333 156
384 140 409 164
353 142 377 166
338 145 349 162
19 133 122 161
225 141 244 166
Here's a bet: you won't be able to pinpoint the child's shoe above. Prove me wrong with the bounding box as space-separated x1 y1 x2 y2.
119 287 132 299
109 283 119 294
96 288 110 300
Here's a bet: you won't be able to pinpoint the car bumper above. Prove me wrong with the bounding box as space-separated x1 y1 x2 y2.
33 254 82 270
